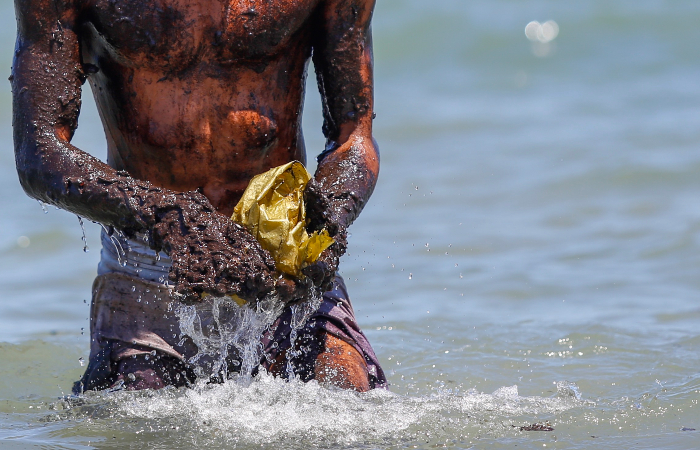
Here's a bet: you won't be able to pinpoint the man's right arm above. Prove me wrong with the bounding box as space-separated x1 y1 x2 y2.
11 0 278 302
12 0 159 231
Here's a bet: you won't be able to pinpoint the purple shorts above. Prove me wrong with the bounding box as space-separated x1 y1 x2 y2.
260 276 387 388
75 272 386 392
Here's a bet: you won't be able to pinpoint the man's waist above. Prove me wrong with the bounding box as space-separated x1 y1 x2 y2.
98 229 172 284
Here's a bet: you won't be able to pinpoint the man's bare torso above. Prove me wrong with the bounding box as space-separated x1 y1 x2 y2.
81 0 320 214
14 0 378 299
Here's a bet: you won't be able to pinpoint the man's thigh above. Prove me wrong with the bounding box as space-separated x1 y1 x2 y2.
266 330 371 391
314 333 371 392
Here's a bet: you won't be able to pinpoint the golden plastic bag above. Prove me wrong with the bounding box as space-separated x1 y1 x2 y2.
231 161 334 277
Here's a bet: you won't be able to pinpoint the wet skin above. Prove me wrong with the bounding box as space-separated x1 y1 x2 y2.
12 0 379 390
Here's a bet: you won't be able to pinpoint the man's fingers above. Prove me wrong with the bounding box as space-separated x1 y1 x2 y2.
302 261 328 286
275 277 297 302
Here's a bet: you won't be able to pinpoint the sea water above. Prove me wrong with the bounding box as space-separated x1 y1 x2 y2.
1 0 699 448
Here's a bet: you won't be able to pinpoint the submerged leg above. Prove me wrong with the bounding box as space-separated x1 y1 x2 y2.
261 275 386 390
266 331 371 391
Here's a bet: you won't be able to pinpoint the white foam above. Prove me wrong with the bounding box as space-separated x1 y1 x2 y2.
61 377 584 448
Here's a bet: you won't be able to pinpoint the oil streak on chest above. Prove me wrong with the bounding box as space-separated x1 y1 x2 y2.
88 0 318 65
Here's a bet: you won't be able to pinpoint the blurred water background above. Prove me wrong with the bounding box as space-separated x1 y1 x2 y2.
1 0 699 448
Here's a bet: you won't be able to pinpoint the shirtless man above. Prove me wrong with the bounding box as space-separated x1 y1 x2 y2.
12 0 385 391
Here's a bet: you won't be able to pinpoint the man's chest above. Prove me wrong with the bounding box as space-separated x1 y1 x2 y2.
84 0 320 65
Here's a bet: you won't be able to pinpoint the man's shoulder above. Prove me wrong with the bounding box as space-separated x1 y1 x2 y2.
16 0 83 33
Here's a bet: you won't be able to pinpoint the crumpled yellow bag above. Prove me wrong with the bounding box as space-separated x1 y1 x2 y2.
231 161 334 278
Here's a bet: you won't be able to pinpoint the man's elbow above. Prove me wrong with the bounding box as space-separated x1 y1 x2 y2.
14 142 53 203
16 163 45 201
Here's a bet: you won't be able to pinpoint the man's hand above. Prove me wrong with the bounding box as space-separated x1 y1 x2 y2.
145 191 278 303
301 179 349 292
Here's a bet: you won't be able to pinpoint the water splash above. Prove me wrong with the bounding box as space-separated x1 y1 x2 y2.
100 224 128 267
175 294 285 382
285 288 323 380
53 378 584 449
38 201 48 214
556 380 582 401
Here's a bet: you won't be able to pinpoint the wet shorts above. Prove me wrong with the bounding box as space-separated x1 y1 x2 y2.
74 231 386 392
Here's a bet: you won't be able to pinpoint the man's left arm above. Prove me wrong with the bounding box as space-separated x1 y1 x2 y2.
304 0 379 286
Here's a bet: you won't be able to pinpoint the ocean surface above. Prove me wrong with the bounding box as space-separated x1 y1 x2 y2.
1 0 699 448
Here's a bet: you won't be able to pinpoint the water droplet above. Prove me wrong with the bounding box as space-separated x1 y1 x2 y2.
525 20 559 43
78 357 84 367
127 373 136 381
17 236 30 248
408 273 413 280
38 201 48 214
77 216 89 252
131 286 136 292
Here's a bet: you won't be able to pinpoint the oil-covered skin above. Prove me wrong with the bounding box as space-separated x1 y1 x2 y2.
12 0 379 388
12 0 378 301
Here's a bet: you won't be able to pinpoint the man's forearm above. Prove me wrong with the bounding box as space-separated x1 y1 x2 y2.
311 134 379 232
15 132 212 246
300 134 378 289
14 114 179 239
